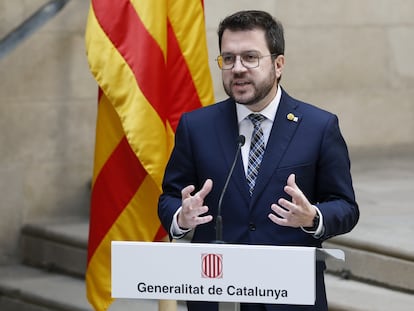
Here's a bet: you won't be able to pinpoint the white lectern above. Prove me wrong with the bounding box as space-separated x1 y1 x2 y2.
111 242 344 309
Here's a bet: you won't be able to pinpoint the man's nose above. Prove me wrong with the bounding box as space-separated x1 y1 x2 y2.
232 55 247 72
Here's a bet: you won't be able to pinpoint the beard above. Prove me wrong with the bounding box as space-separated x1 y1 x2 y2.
223 66 277 106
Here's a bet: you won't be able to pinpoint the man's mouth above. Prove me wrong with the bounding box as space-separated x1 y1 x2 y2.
233 80 251 87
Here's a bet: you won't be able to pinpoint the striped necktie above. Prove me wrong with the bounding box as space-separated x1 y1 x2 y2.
247 113 266 196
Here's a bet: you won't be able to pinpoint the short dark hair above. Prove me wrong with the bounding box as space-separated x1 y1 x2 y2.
217 10 285 57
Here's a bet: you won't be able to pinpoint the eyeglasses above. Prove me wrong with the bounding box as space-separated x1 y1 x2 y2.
216 52 276 70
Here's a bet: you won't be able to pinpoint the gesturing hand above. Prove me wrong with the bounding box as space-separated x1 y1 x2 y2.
177 179 214 230
268 174 316 228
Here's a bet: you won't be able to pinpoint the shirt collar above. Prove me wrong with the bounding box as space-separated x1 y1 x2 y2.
236 84 282 123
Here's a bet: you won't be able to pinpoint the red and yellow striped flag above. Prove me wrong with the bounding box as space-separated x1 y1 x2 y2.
85 0 214 310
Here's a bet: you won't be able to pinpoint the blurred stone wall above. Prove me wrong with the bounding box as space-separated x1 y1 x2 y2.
205 0 414 148
0 0 95 263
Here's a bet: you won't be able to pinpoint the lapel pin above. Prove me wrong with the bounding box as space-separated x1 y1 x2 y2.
287 113 298 122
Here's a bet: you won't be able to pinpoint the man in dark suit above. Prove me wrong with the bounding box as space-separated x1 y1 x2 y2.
158 10 359 311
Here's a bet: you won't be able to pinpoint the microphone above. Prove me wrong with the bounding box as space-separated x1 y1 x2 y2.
214 135 245 243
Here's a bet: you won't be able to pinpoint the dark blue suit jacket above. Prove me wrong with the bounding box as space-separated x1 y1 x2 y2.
158 89 359 310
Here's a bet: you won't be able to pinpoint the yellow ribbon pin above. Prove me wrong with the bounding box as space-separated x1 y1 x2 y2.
287 113 298 122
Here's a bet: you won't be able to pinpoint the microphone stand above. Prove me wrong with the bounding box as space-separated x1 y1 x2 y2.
214 136 245 311
214 135 245 244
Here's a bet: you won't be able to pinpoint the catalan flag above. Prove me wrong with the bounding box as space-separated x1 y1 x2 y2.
84 1 214 310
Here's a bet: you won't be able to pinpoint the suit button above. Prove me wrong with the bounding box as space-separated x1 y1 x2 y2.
249 223 256 231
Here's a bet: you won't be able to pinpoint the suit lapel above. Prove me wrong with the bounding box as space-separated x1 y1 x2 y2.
215 99 250 204
251 90 302 204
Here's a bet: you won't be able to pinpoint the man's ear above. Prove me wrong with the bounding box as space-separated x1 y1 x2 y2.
275 54 285 80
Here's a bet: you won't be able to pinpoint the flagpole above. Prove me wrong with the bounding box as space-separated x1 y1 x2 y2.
158 299 177 311
159 236 177 311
